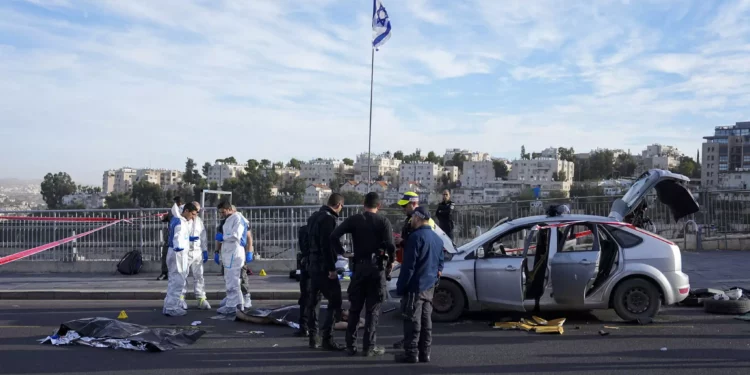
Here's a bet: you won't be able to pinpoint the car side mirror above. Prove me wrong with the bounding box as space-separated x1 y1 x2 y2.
476 246 485 259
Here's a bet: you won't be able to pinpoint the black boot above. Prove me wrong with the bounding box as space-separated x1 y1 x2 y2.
392 339 404 349
394 353 418 363
322 338 345 351
419 354 431 363
294 329 309 338
346 346 359 356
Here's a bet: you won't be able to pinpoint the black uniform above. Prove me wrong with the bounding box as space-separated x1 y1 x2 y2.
305 206 343 348
296 224 311 335
330 212 395 353
435 200 455 239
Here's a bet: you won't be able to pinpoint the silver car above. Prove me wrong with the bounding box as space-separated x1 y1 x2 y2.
387 169 699 322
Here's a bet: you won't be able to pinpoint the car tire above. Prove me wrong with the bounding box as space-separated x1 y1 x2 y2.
432 280 466 323
703 298 750 315
612 278 662 322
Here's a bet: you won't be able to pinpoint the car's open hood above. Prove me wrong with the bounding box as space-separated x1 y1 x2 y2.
609 169 699 222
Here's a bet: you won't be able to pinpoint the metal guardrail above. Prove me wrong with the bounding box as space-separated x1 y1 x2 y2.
1 191 749 262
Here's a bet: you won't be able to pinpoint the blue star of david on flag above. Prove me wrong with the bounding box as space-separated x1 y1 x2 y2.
372 0 391 49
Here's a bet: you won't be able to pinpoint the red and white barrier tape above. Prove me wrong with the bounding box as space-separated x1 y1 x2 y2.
0 212 168 266
0 213 166 223
0 220 123 266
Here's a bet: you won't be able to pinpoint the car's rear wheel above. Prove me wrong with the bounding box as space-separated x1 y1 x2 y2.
432 280 466 322
612 278 662 322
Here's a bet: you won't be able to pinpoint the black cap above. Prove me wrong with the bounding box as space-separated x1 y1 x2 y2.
412 206 431 220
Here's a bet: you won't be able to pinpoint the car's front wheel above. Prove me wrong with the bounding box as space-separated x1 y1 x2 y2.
432 279 466 322
612 278 662 322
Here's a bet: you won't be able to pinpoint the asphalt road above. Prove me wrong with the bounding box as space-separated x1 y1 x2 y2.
1 300 750 375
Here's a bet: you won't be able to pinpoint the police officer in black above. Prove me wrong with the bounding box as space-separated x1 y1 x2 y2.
306 193 346 351
435 190 455 240
330 192 395 357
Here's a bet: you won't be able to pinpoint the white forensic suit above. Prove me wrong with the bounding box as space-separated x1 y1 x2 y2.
162 213 190 316
181 215 211 310
216 211 249 315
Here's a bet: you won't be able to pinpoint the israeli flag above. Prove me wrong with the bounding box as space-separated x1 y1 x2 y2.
372 0 391 49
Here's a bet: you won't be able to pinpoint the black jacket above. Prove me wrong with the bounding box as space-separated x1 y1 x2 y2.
307 206 340 273
435 200 455 229
330 211 395 269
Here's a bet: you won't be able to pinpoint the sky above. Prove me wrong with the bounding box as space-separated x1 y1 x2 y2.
1 0 750 185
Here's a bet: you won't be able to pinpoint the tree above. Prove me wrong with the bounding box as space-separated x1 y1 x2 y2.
589 149 615 179
217 157 237 164
131 181 166 208
340 191 364 205
280 177 305 205
558 147 575 162
448 153 468 172
343 158 354 166
202 162 211 178
532 152 541 159
394 150 404 160
287 158 302 170
274 161 284 169
76 185 101 194
672 156 700 179
493 160 509 179
614 154 637 178
41 172 77 209
260 159 272 169
552 172 559 181
426 151 442 165
105 193 134 209
521 146 526 160
184 158 200 184
558 171 567 182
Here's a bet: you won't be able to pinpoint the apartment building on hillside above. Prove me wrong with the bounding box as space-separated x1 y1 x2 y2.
399 162 440 190
702 121 750 189
300 159 351 186
207 162 247 186
460 161 495 188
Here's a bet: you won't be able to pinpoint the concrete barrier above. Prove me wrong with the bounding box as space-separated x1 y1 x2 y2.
0 259 296 274
676 234 750 252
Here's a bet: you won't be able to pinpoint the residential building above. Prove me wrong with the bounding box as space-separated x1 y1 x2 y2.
399 162 440 191
443 149 492 163
102 170 115 194
702 121 750 188
135 169 162 185
62 193 106 209
304 184 332 204
207 162 247 186
452 188 485 204
509 158 574 183
274 167 301 189
482 180 525 203
160 170 183 187
300 159 348 186
642 144 681 159
114 168 137 193
442 166 459 183
340 180 359 193
539 147 559 159
354 153 401 182
460 161 495 188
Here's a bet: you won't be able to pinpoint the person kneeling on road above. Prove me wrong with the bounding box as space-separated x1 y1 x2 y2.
162 203 199 317
395 207 444 364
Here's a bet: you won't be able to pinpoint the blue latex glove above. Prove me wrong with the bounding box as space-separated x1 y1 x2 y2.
202 251 208 263
189 236 199 242
245 252 253 263
173 247 184 252
214 252 220 265
215 233 223 242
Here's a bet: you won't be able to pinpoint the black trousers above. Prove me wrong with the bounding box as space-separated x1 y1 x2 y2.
160 245 169 274
401 287 435 358
298 270 310 330
438 222 454 240
346 265 386 350
307 271 342 340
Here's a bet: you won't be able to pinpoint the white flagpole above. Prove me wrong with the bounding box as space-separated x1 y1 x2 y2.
367 47 375 192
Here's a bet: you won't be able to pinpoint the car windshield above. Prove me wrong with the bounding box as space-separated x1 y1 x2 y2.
621 172 650 209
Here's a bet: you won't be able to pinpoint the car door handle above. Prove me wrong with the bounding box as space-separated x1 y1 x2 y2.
505 265 517 271
579 260 592 265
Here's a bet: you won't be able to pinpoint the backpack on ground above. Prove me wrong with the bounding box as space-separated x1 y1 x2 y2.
117 250 143 275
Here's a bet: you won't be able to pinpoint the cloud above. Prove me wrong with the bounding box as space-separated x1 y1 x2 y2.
0 0 749 184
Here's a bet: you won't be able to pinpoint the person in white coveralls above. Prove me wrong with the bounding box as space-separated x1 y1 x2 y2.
162 203 198 317
178 201 211 310
215 201 253 315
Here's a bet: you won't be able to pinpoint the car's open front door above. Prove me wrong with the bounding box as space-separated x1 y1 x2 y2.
474 227 540 312
549 222 601 305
